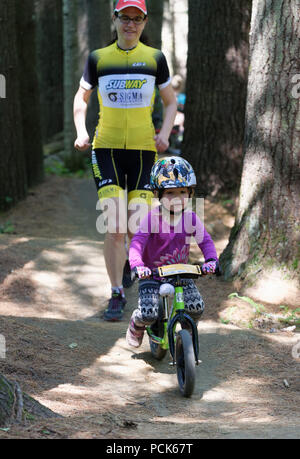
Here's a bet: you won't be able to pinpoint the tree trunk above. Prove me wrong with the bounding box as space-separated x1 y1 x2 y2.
35 0 64 142
146 0 164 49
220 0 300 292
77 0 112 140
63 0 84 171
183 0 251 196
0 374 61 426
16 0 44 188
0 0 27 210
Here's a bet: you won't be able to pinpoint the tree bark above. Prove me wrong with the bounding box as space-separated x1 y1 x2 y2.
0 374 61 426
16 0 44 187
145 0 164 49
220 0 300 285
35 0 64 142
77 0 112 140
63 0 84 170
183 0 251 196
0 0 27 210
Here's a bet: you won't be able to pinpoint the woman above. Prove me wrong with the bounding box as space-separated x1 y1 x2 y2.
73 0 177 321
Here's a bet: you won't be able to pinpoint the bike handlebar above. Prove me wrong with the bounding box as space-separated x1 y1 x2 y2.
132 262 221 280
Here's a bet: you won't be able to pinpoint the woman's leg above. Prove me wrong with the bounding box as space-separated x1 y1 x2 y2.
102 196 128 321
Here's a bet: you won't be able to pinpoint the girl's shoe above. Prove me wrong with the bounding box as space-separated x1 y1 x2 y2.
126 320 145 348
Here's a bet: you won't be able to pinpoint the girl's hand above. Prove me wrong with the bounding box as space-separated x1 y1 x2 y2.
201 260 218 275
135 266 152 279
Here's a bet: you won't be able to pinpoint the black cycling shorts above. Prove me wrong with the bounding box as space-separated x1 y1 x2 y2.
91 148 157 202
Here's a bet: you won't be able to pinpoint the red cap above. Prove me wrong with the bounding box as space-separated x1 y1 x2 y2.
114 0 147 15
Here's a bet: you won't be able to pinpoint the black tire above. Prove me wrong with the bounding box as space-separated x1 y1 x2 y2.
149 301 167 361
175 329 196 397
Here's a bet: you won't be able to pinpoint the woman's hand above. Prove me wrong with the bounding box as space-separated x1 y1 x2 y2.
74 134 91 151
154 132 169 152
156 84 177 152
73 87 93 151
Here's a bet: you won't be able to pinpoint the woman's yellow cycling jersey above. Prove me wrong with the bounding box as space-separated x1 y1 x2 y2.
80 41 171 152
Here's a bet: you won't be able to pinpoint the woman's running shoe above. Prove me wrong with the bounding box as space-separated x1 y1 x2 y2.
103 293 126 321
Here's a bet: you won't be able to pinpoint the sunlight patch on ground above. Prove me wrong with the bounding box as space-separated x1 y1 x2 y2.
18 243 111 319
32 271 64 289
244 269 300 306
202 377 268 404
78 337 176 395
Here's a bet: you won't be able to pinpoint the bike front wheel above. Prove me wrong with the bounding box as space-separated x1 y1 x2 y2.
175 329 196 397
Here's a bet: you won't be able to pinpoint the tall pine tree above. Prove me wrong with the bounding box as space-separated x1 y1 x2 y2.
0 0 27 210
183 0 251 196
220 0 300 301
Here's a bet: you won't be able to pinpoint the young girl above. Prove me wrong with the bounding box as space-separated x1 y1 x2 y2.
126 157 218 347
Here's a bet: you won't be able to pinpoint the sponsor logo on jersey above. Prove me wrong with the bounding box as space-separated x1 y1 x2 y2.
108 91 143 104
108 93 118 102
106 78 147 90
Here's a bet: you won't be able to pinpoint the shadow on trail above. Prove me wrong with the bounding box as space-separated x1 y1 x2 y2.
0 308 299 438
1 178 299 438
123 325 300 439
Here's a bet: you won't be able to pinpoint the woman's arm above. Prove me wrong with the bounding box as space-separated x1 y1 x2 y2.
73 86 93 151
155 84 177 152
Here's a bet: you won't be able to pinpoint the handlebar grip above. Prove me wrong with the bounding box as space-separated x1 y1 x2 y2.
200 260 222 276
131 267 157 279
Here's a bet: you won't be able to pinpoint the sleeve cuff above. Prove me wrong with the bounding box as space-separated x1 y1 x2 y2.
80 77 94 90
158 77 171 90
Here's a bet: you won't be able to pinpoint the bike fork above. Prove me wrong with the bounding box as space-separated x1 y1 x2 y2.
168 312 200 365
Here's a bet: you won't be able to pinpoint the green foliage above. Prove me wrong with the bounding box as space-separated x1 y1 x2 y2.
45 161 72 176
0 221 15 234
221 198 234 207
45 159 89 178
219 305 237 325
228 292 266 314
220 318 230 325
291 258 299 270
23 410 35 421
279 305 300 326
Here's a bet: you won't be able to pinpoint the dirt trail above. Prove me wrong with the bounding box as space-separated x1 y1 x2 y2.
0 176 299 439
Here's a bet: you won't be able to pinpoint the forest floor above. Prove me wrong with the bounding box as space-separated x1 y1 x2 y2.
0 175 299 440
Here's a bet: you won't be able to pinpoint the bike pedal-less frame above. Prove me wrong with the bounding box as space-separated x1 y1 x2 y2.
145 263 203 397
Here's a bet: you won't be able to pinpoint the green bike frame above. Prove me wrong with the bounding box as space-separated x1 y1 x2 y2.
146 279 199 364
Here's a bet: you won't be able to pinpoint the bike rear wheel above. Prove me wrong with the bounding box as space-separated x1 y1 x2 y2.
149 302 167 361
175 329 196 397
